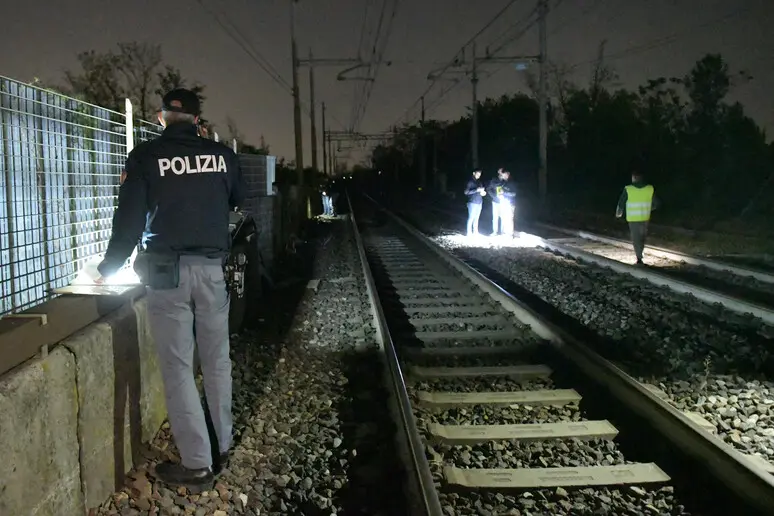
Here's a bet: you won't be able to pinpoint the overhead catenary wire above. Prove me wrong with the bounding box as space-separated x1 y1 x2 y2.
351 0 400 132
422 7 540 118
197 0 351 131
567 5 754 71
195 0 293 94
392 0 524 127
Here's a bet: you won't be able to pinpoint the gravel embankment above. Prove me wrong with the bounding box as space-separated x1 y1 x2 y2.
433 234 774 462
555 240 774 308
95 218 405 515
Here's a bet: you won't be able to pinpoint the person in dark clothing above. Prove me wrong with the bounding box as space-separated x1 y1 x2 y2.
616 171 659 265
487 168 517 236
96 88 246 492
464 169 486 235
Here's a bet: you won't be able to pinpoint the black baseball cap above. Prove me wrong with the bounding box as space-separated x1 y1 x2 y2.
161 88 201 116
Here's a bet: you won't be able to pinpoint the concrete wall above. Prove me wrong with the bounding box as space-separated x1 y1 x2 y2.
0 296 166 515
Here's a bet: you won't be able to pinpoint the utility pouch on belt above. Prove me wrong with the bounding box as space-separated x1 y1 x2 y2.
134 252 180 290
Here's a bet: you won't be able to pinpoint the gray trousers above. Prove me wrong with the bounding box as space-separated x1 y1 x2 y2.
628 221 649 261
492 202 514 236
491 202 501 235
147 255 233 470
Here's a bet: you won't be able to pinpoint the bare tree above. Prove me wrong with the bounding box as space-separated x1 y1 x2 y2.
155 65 206 106
63 50 125 111
63 42 207 121
116 42 162 120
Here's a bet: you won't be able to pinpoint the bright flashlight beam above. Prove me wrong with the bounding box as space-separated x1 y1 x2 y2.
71 249 142 286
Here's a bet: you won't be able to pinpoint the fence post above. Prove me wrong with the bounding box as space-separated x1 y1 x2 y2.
214 132 220 143
1 80 18 312
125 98 134 155
232 138 238 153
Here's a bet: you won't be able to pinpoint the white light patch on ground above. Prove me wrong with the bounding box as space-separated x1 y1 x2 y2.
436 232 544 249
566 242 676 267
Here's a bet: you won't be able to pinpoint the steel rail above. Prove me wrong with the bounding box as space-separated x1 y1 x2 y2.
346 194 444 516
525 230 774 326
364 193 774 515
536 222 774 285
403 202 774 325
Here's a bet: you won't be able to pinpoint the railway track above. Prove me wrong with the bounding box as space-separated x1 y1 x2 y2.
349 196 774 516
531 223 774 308
402 202 774 327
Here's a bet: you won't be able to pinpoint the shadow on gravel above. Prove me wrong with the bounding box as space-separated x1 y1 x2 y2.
332 350 408 516
228 222 319 448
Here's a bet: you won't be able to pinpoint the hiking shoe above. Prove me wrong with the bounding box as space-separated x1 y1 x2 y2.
155 461 213 494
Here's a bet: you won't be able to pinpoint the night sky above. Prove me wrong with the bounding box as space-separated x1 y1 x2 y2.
2 0 772 165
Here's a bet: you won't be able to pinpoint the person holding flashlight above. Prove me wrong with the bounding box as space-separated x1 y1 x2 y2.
464 169 486 236
487 168 516 236
96 88 245 492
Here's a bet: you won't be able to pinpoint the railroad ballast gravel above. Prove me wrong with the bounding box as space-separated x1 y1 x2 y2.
95 217 403 516
434 234 774 463
360 226 690 514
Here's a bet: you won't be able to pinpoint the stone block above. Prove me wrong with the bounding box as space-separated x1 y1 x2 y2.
60 298 166 511
0 348 83 516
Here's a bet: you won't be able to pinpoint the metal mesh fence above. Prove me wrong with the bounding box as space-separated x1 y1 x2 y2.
0 76 162 316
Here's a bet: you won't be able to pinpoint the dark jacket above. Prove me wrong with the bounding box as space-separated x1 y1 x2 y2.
487 178 516 204
98 122 246 277
616 181 660 218
464 178 485 204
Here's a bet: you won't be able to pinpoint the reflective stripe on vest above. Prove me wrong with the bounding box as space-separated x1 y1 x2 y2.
625 184 654 222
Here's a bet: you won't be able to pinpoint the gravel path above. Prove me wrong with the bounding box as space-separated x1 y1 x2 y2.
432 234 774 464
554 239 774 308
95 218 405 515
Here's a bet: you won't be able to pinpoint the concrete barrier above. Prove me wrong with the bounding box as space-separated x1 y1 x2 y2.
0 296 166 515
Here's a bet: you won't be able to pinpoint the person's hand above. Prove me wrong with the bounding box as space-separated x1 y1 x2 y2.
93 275 106 285
481 190 486 196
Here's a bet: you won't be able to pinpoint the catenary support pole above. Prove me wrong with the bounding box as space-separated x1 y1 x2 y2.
290 0 304 181
471 42 479 170
419 95 426 189
309 49 318 171
322 103 328 175
538 0 548 203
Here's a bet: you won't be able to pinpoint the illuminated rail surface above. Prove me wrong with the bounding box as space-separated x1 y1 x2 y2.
406 203 774 327
349 195 774 516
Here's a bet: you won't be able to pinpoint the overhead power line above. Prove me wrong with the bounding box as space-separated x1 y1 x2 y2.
195 0 292 94
394 0 524 126
351 0 400 132
422 7 540 118
198 0 349 132
568 5 754 71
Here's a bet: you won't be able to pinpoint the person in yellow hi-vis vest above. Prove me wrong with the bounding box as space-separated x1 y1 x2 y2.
615 171 659 265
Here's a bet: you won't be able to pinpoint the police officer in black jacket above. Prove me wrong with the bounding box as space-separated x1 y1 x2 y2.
96 88 246 492
464 169 486 236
